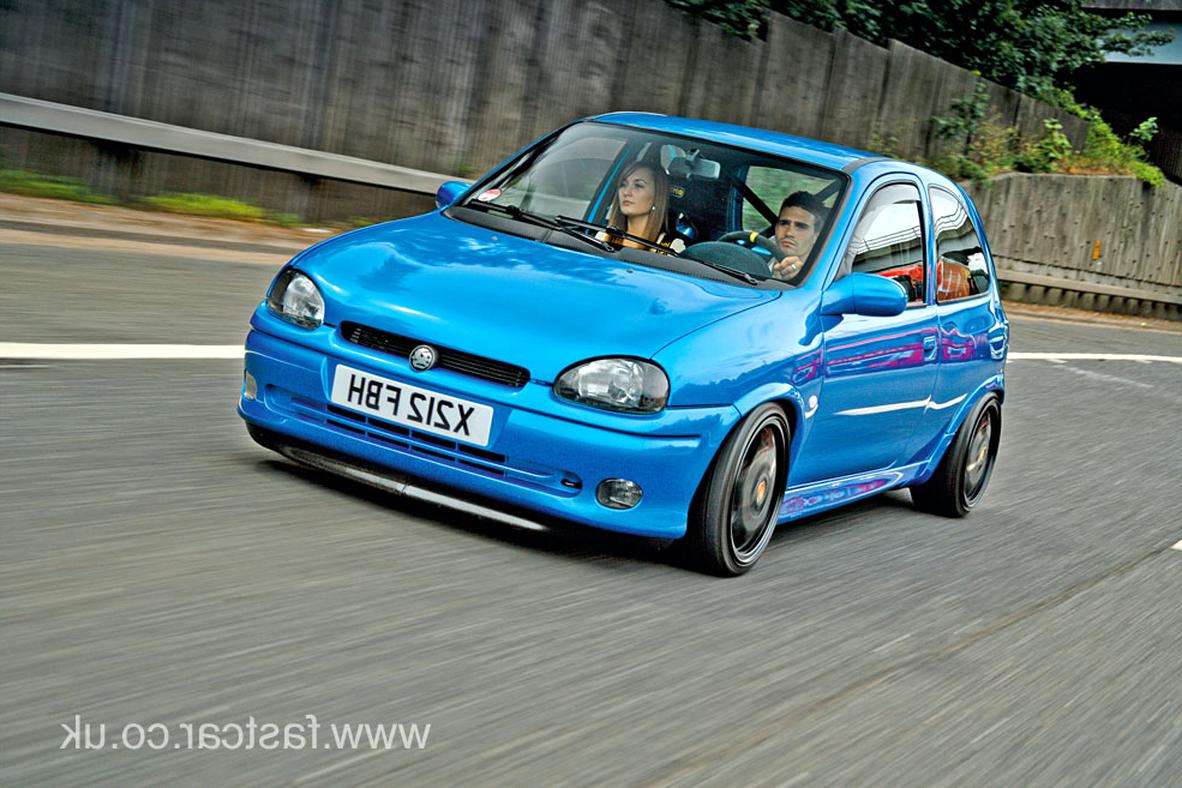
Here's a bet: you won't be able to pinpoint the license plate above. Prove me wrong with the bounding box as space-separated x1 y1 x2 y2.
330 364 494 447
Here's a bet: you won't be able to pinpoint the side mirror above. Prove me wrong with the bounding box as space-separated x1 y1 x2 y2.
821 272 908 317
435 180 471 210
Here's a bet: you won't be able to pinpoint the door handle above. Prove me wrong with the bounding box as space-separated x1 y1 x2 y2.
923 334 937 360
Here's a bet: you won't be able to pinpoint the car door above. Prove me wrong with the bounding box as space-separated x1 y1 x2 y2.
793 179 940 484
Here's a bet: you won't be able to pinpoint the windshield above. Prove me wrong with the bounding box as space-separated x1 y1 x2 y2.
452 122 847 285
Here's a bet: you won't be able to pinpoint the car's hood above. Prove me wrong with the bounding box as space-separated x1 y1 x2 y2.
294 212 779 381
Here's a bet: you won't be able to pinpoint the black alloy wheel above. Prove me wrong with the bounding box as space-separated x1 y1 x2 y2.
910 394 1002 517
688 403 790 576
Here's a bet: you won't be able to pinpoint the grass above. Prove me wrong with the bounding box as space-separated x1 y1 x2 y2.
0 167 119 204
140 193 308 226
0 166 316 227
141 192 268 221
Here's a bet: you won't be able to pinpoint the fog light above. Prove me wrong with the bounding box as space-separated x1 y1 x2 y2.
596 479 642 510
243 371 258 401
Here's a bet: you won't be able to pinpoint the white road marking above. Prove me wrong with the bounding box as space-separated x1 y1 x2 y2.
1008 352 1182 364
0 343 242 360
1171 539 1182 551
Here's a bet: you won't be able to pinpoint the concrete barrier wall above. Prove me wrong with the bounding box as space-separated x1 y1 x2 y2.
966 174 1182 315
0 0 1087 221
7 0 1178 318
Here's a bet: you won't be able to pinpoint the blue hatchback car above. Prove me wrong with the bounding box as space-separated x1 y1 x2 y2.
239 113 1008 575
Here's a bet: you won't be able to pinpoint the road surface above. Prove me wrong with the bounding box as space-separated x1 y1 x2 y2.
3 240 1181 785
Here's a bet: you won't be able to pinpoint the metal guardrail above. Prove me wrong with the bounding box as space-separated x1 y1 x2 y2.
996 269 1182 307
0 92 457 195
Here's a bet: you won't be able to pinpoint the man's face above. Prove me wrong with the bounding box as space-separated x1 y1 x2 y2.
774 206 819 260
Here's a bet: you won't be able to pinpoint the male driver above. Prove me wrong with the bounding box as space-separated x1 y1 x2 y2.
770 191 825 280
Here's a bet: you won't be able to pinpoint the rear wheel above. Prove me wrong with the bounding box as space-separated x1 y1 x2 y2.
688 404 790 576
910 394 1001 517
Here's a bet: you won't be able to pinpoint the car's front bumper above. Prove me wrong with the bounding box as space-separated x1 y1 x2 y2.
237 310 739 538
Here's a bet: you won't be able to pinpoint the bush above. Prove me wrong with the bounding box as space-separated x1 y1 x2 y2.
926 90 1166 188
1060 110 1165 188
866 132 902 159
1013 119 1072 174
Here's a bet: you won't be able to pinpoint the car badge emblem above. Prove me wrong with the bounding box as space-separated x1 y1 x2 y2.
409 345 437 372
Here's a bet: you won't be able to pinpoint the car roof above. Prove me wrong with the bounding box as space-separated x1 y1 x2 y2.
589 112 885 172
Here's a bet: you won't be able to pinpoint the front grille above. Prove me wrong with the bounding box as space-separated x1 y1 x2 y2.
267 388 580 497
340 322 531 388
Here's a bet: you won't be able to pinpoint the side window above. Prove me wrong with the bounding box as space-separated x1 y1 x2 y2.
844 183 925 305
930 187 989 302
741 167 832 231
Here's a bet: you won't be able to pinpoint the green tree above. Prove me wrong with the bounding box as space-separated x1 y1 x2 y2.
664 0 768 36
669 1 1173 98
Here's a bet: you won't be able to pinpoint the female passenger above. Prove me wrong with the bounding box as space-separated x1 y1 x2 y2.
601 161 685 253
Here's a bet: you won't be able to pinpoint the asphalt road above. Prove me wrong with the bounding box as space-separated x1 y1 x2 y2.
3 241 1182 785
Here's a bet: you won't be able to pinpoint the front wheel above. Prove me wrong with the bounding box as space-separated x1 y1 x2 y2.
688 404 790 576
910 394 1002 517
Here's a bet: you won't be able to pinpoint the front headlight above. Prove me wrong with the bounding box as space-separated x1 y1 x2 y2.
554 358 669 414
267 269 324 329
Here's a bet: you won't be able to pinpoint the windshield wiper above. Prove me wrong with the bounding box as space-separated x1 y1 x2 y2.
686 257 761 285
557 216 761 285
554 215 679 257
464 205 760 285
462 202 615 252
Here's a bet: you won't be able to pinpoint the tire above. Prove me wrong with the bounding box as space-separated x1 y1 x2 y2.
910 393 1001 517
688 403 791 576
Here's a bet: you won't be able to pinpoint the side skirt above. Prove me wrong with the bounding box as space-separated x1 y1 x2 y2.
778 462 926 522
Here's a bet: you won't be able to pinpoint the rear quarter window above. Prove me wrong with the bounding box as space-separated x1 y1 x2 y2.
930 187 990 302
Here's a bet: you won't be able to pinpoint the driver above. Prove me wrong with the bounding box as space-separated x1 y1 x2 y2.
770 191 825 280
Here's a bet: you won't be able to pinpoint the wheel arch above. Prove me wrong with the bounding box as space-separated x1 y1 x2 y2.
688 385 800 513
731 383 804 455
915 377 1004 484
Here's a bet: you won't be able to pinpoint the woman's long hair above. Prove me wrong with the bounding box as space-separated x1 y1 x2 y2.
607 161 669 242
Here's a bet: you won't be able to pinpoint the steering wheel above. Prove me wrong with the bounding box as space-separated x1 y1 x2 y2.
715 231 785 263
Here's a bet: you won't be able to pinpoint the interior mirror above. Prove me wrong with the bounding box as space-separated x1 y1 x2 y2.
821 272 908 317
667 149 721 181
435 180 471 210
